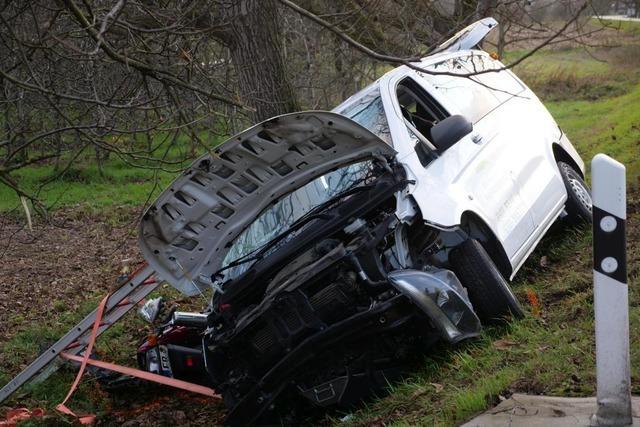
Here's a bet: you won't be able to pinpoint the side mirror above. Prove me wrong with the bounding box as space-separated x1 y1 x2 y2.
430 115 473 152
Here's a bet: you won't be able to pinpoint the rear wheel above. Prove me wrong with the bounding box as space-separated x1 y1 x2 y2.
558 161 592 223
450 239 524 323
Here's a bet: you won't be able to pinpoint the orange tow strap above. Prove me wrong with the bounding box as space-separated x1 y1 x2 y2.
55 293 109 424
0 407 45 426
55 292 220 424
59 353 220 398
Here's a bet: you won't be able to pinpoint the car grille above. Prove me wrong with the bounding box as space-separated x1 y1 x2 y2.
250 326 276 354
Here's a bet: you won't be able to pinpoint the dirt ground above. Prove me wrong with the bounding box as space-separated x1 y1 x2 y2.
0 209 228 425
0 209 140 344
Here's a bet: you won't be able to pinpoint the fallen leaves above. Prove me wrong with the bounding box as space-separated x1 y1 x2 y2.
0 407 45 426
0 209 141 367
526 288 541 317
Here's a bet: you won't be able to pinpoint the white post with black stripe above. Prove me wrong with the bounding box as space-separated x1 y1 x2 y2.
591 154 632 426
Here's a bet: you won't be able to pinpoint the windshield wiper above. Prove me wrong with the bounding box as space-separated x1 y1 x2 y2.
293 183 371 225
212 184 372 279
212 212 332 278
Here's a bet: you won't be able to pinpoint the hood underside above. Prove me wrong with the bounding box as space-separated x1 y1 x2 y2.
139 111 396 295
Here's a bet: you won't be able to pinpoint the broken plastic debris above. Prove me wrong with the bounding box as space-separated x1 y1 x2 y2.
138 297 164 324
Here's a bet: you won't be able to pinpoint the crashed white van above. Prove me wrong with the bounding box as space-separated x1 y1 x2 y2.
138 18 591 425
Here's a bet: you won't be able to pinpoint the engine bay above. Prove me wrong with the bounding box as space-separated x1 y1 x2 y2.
198 159 480 425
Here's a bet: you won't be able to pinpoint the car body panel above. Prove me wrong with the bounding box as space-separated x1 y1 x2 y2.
379 63 536 261
369 48 583 274
139 112 395 295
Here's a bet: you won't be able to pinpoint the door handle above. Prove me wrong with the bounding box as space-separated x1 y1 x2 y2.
471 134 483 144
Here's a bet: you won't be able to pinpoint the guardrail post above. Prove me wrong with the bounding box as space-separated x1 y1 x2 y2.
591 154 632 426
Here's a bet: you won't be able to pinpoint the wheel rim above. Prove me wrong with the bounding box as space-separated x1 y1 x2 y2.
568 175 592 212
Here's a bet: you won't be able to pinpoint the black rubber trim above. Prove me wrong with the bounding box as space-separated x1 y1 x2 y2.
593 205 627 283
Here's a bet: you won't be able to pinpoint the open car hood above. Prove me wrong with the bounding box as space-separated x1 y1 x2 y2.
139 111 396 295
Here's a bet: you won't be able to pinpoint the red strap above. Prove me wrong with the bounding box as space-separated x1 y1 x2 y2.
0 407 44 426
60 352 220 398
55 288 220 424
55 294 110 424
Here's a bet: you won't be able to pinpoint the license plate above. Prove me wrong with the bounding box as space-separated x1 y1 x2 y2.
158 345 173 376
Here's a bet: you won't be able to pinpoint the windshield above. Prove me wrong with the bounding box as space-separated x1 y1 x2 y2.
221 160 376 279
335 86 392 145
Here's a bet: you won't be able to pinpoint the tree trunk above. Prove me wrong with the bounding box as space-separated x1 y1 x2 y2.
221 0 299 123
497 19 507 58
1 78 11 164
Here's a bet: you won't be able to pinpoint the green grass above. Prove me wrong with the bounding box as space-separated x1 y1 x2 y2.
548 83 640 183
0 134 225 215
507 44 640 102
0 288 171 422
506 48 613 79
596 18 640 36
0 161 172 213
0 292 111 416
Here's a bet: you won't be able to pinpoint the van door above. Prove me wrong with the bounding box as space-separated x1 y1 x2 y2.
467 53 567 238
390 61 535 261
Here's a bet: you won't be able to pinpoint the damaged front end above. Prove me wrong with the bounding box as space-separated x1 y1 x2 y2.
207 264 479 425
202 162 479 425
138 112 480 425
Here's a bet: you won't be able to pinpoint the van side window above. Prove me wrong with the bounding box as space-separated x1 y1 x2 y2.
396 77 448 166
421 57 500 123
465 54 525 103
336 86 393 145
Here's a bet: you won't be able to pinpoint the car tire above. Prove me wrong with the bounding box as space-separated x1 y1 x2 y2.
449 239 524 323
558 161 592 223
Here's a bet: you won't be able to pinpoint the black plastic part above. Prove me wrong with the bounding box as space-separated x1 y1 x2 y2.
297 367 402 408
164 344 209 385
430 115 473 152
220 296 412 426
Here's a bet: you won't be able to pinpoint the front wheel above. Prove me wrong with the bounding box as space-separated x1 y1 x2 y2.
450 239 524 323
558 161 592 223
